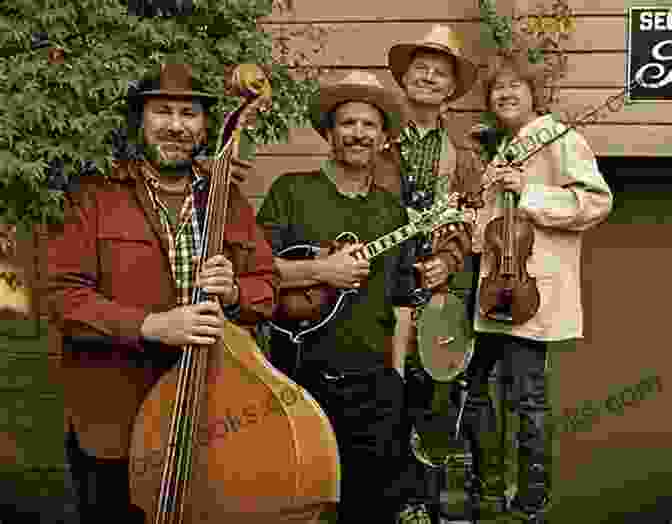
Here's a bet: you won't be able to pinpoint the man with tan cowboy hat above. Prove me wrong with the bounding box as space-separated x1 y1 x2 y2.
46 62 276 522
383 24 482 523
257 70 421 523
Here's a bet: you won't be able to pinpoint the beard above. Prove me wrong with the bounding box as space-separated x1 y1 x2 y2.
146 128 208 169
156 143 195 168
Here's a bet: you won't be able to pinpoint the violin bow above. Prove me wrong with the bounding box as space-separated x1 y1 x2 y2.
478 76 643 194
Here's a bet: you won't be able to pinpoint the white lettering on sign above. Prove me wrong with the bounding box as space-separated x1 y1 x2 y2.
635 40 672 88
639 10 672 31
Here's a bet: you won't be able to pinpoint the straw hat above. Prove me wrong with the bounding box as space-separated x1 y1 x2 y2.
388 24 479 102
310 70 410 140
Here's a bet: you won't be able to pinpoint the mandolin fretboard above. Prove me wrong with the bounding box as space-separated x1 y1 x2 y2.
350 222 422 261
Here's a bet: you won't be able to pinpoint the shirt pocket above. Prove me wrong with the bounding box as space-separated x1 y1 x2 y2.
97 225 161 294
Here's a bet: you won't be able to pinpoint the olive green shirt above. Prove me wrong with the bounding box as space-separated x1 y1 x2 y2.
257 162 416 370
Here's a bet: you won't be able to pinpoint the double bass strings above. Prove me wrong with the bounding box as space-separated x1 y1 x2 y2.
172 129 237 521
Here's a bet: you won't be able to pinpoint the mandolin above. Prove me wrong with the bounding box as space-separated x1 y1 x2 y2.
268 193 474 344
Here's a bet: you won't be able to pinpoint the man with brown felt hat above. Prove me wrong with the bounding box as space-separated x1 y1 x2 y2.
381 25 483 523
257 70 421 523
47 62 276 522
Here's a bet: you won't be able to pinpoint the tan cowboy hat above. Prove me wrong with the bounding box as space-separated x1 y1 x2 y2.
310 70 409 140
129 63 218 106
388 24 479 102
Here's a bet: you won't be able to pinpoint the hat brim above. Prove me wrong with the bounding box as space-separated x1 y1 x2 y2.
310 83 409 141
388 43 479 102
130 89 219 105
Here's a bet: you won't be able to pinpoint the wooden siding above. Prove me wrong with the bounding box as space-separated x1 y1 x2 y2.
258 0 672 183
265 0 668 20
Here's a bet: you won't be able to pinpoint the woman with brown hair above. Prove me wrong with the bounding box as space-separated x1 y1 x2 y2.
461 52 612 522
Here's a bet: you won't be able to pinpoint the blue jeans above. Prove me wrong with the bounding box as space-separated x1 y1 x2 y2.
462 333 549 478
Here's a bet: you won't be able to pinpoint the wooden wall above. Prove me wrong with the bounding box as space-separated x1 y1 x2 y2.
241 0 672 211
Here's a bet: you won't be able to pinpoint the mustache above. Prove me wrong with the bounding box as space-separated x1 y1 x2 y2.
342 139 373 148
414 82 438 89
156 128 199 143
156 135 193 145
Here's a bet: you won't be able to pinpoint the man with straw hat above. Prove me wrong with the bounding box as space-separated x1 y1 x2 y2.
257 70 419 523
47 62 276 522
384 24 482 523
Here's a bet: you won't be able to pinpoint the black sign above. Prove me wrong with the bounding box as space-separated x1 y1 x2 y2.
627 7 672 101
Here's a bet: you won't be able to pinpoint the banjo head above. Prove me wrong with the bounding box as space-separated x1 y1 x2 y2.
416 292 475 383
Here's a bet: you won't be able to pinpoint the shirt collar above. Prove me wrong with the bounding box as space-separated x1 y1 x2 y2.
140 161 205 192
320 159 373 199
403 117 446 141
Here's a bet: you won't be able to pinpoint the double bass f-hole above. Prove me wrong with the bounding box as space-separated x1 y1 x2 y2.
478 158 540 325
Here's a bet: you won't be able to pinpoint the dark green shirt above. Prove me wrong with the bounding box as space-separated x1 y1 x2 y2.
257 166 416 370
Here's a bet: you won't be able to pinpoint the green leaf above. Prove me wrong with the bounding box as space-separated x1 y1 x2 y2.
0 0 322 226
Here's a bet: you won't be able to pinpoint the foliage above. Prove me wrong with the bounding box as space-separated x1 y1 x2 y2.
0 0 328 228
517 0 575 94
479 0 515 53
479 0 574 69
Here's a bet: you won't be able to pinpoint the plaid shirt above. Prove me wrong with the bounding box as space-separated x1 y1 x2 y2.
139 161 240 318
398 120 451 204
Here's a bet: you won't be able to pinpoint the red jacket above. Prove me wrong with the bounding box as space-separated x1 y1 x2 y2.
46 159 277 458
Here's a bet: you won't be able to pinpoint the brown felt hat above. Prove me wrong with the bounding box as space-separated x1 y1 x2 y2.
388 24 479 102
129 63 218 106
310 70 410 140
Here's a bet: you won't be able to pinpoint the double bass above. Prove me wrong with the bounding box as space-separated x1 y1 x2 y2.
478 154 540 325
128 64 340 523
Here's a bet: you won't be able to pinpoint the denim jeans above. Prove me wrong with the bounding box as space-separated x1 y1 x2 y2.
462 333 549 478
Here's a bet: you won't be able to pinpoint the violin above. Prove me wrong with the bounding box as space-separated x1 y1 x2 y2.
478 159 540 325
128 64 340 524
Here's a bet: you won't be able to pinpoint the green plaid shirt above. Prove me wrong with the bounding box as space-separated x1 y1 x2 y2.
139 162 241 321
140 162 201 307
398 120 452 199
